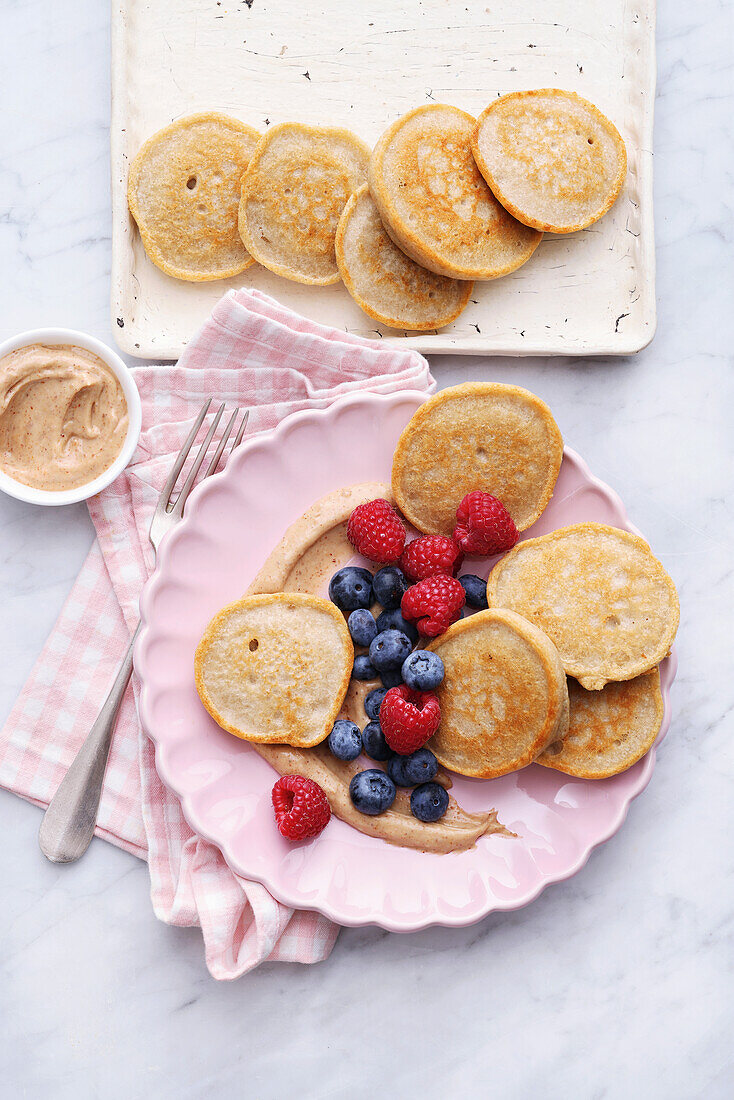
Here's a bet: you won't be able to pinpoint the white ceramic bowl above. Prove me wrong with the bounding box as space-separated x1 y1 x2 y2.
0 328 142 506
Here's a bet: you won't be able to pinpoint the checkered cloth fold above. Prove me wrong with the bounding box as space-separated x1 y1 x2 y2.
0 289 434 979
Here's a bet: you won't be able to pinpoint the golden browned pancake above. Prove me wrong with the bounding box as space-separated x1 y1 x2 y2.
194 593 352 747
472 90 627 233
335 185 473 330
538 670 664 778
238 122 370 285
487 523 680 690
391 382 563 536
425 609 568 778
127 112 260 281
369 104 542 280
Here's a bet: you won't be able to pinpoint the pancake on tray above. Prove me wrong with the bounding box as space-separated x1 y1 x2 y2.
127 112 260 281
538 669 664 779
487 522 679 690
369 104 542 280
391 382 563 536
425 609 569 778
335 185 473 330
471 90 627 234
194 592 352 747
239 122 370 285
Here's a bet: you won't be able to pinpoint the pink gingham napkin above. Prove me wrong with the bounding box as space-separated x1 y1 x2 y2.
0 289 435 979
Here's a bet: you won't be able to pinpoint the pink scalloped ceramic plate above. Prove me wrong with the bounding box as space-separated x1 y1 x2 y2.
135 390 676 932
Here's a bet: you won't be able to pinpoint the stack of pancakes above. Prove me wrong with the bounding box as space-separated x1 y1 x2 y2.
392 383 678 780
127 90 627 331
484 521 677 779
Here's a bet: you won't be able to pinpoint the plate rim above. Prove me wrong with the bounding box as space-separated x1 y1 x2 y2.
135 388 677 931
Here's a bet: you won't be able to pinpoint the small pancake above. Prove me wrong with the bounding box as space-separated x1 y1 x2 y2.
369 104 542 280
194 592 352 747
239 122 370 285
335 185 473 330
538 670 664 779
127 112 260 281
391 382 563 536
425 609 569 778
487 523 679 690
472 90 627 234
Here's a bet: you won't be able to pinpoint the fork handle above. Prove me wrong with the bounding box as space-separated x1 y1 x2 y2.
38 624 139 864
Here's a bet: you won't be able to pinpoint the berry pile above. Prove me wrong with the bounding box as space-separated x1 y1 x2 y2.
329 496 521 822
272 491 519 841
324 555 451 821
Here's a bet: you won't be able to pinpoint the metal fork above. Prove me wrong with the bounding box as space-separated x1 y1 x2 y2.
38 400 249 864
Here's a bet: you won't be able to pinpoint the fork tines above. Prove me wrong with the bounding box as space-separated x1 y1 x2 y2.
163 401 249 517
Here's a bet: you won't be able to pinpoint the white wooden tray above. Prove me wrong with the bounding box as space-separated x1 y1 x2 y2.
111 0 656 360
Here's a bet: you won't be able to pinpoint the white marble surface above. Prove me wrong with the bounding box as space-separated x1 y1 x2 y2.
1 1 732 1096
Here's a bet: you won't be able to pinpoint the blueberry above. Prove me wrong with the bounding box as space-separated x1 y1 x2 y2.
369 629 413 672
353 654 378 681
388 748 438 787
372 565 410 610
380 667 404 689
376 608 419 646
327 719 362 761
362 720 392 761
349 769 396 815
410 781 449 822
403 748 439 785
459 574 488 610
347 608 377 647
387 755 410 787
402 650 445 691
365 687 388 721
329 566 374 615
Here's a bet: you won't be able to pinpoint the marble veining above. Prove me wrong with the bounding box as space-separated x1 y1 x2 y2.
0 0 732 1096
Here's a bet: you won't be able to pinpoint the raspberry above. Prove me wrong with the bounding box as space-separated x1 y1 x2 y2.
347 499 406 564
401 574 466 637
454 491 519 556
379 685 441 755
271 775 331 840
400 535 464 581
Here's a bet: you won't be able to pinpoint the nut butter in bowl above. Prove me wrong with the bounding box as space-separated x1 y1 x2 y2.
0 328 142 506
